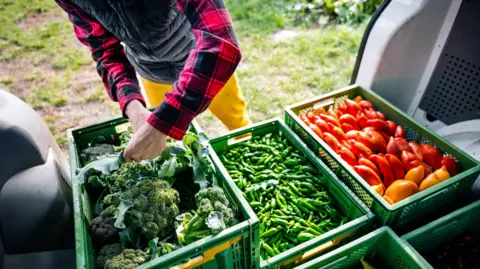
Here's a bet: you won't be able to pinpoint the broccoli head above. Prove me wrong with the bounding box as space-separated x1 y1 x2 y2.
176 187 238 246
96 243 122 269
107 162 157 191
213 200 238 227
91 206 118 245
195 186 230 206
104 179 180 241
104 249 149 269
196 187 237 226
80 144 115 165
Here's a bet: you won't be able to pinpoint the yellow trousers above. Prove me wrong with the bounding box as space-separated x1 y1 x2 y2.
141 74 251 131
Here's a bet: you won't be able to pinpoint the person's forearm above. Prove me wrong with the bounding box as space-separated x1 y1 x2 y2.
125 100 145 119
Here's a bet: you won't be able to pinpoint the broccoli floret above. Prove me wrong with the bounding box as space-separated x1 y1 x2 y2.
213 201 238 227
195 186 230 206
197 199 214 217
104 179 180 241
104 249 149 269
119 128 133 146
80 144 115 165
179 199 212 234
176 187 238 246
109 162 158 191
196 186 237 226
91 206 118 245
96 243 122 269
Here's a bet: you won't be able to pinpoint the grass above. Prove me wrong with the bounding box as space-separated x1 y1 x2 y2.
197 0 366 135
0 0 367 145
0 0 90 66
226 0 296 35
0 0 92 109
84 85 108 103
25 75 70 108
237 28 361 120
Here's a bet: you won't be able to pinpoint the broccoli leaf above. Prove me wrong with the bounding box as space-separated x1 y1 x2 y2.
148 237 178 261
162 141 188 158
158 156 178 178
183 131 196 144
184 132 213 189
195 133 210 158
148 237 160 260
74 155 121 184
87 175 104 188
93 189 108 216
190 156 207 189
206 212 226 235
119 226 141 249
113 199 134 229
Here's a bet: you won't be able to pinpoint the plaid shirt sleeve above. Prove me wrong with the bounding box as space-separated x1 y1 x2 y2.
147 0 242 140
55 0 146 117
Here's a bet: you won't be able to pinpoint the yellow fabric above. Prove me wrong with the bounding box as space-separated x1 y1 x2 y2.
141 73 251 131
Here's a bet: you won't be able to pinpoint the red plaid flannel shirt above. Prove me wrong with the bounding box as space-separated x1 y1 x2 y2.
56 0 242 140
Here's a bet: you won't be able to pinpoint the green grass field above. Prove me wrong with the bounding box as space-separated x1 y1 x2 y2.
0 0 366 147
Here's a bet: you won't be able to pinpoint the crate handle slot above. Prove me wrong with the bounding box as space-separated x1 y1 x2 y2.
313 98 335 110
432 220 461 236
281 233 349 266
317 256 348 269
170 236 242 269
227 133 252 145
418 188 450 206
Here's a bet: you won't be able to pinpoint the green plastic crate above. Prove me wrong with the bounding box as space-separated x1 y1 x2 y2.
402 199 480 269
294 227 427 269
208 118 375 269
285 84 480 227
67 117 260 269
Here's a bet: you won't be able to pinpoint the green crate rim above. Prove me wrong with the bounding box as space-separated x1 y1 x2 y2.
208 117 375 268
67 117 260 269
401 199 480 269
402 199 480 240
66 111 203 177
285 84 480 212
294 227 429 269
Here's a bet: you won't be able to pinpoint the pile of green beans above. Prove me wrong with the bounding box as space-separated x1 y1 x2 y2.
220 133 347 260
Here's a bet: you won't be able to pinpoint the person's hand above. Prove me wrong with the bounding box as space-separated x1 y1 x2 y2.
125 100 151 133
123 123 167 162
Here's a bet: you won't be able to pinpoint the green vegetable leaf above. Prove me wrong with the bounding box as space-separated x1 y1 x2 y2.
114 199 134 229
119 226 141 249
184 132 213 189
74 155 121 184
182 132 198 148
148 237 178 261
158 156 178 178
87 175 103 187
162 141 188 159
148 237 160 260
93 189 107 216
206 212 226 235
196 133 210 156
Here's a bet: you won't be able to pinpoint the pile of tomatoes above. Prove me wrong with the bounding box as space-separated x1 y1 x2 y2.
299 96 459 204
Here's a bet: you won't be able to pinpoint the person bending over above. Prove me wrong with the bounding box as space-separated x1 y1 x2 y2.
56 0 251 161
